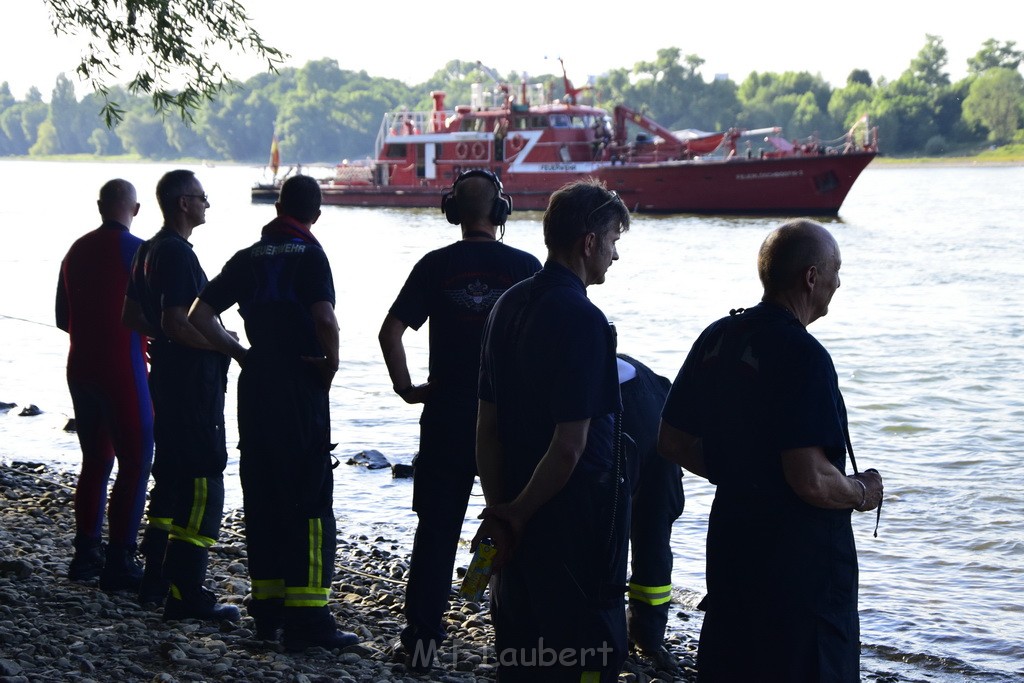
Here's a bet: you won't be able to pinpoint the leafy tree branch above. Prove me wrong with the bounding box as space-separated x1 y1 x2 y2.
45 0 284 126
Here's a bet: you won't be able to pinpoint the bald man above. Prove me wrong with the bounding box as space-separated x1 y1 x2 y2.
658 219 883 682
57 179 153 592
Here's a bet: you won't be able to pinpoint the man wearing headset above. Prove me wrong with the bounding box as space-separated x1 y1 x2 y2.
379 169 541 672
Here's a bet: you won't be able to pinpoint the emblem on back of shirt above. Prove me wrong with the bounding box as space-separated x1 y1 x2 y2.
446 279 502 312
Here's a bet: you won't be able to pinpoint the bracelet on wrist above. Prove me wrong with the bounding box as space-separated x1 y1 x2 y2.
851 476 867 509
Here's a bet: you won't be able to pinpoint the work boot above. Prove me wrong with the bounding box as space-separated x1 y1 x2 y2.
137 528 169 607
283 606 359 652
99 543 144 592
402 640 440 673
635 642 682 677
163 585 241 623
400 624 441 672
246 596 284 641
68 534 104 582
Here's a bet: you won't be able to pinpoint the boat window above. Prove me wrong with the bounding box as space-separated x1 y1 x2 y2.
550 114 570 128
386 144 407 158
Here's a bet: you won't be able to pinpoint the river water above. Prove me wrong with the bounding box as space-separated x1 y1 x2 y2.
1 159 1021 682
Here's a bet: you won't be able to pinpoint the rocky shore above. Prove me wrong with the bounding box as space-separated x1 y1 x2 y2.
0 461 698 682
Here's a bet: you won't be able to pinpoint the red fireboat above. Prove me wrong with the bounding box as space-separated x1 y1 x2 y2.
253 63 878 215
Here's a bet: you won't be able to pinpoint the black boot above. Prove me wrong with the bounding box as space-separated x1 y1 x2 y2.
246 596 284 641
100 542 144 592
283 606 359 652
137 528 169 606
68 534 105 582
164 584 241 622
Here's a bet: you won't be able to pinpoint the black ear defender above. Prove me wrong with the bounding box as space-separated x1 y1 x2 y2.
441 169 513 226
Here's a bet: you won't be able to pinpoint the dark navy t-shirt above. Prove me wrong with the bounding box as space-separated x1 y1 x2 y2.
662 302 848 493
390 240 540 402
662 302 856 614
126 228 213 362
479 261 620 497
199 229 335 358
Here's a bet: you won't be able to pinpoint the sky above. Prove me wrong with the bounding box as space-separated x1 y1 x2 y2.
3 0 1021 101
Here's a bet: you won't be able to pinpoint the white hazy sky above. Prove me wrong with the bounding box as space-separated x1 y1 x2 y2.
3 1 1021 100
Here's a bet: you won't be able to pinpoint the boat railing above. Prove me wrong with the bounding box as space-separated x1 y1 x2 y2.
375 110 450 157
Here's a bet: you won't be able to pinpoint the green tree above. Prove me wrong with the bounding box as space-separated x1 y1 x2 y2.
1 107 31 154
591 50 739 131
0 83 15 110
29 119 60 155
0 83 14 154
295 59 349 95
275 90 361 163
16 96 50 151
87 126 123 155
967 39 1023 75
907 34 950 87
117 110 173 157
736 71 836 138
828 82 874 130
963 67 1024 143
687 77 741 132
870 74 939 153
164 116 214 158
47 73 91 154
198 88 277 161
847 70 873 87
44 0 284 125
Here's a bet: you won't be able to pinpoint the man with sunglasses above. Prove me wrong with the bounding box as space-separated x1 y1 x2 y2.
475 179 630 682
123 169 238 622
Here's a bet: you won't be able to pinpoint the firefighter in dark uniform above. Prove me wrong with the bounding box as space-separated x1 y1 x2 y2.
617 353 685 675
476 179 631 683
378 169 540 671
123 169 237 621
189 175 358 651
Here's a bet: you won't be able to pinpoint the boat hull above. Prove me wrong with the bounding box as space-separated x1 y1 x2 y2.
254 152 875 216
596 151 876 215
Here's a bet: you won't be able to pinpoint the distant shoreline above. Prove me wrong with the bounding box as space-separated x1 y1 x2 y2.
3 154 1023 167
874 156 1024 167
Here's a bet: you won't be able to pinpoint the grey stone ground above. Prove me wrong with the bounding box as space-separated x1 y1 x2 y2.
0 461 697 682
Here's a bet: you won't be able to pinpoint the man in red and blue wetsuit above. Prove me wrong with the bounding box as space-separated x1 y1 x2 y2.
56 178 153 591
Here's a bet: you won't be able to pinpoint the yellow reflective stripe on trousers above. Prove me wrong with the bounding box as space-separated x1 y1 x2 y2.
251 579 285 600
284 585 330 608
146 516 173 531
628 582 672 606
168 477 216 548
307 518 323 590
581 671 601 683
188 477 208 534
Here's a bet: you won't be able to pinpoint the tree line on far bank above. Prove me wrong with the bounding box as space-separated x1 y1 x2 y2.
0 35 1020 164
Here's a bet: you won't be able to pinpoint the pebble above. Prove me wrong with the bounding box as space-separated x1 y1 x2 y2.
0 460 700 682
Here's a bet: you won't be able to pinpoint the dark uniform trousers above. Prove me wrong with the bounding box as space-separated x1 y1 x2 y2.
144 347 229 593
237 352 337 626
492 468 630 683
618 354 684 651
401 397 478 657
